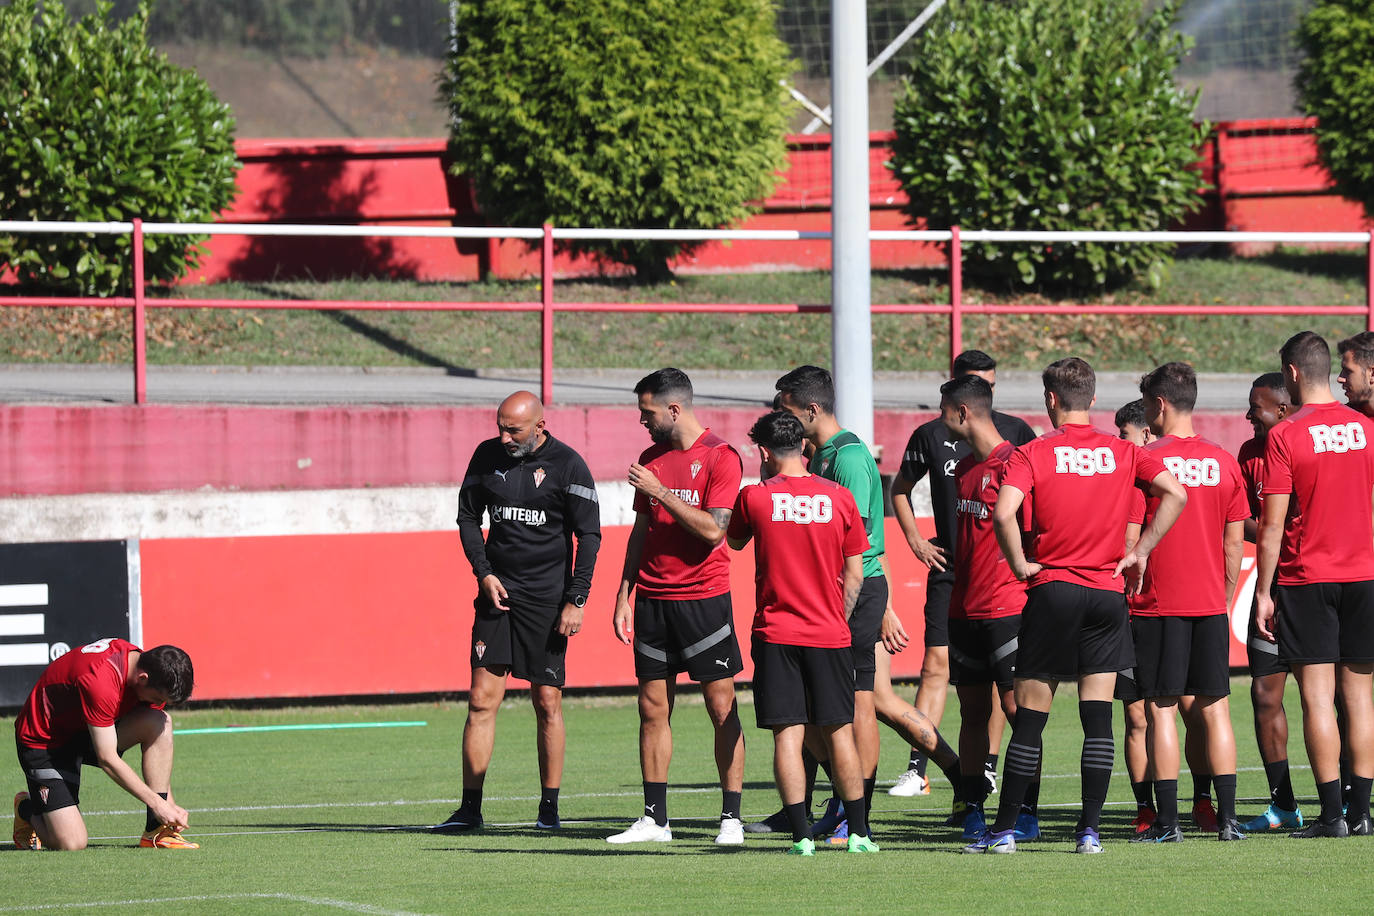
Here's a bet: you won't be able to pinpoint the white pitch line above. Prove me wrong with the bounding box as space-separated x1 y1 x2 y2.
0 893 432 916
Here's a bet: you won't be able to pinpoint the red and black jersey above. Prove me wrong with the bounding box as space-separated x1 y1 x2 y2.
1262 402 1374 585
633 430 743 600
1000 423 1167 592
950 441 1028 620
729 474 868 648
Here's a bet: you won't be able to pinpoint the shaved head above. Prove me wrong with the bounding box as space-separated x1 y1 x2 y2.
496 390 546 457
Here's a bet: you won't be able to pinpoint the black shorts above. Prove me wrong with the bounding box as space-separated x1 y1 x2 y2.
1114 616 1144 702
751 638 855 728
471 597 567 687
849 576 888 692
1276 580 1374 665
1015 581 1134 682
1134 613 1232 699
634 593 743 682
948 615 1021 691
924 571 953 649
1247 594 1288 678
16 732 94 815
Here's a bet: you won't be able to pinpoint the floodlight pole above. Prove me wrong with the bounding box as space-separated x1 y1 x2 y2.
831 0 874 448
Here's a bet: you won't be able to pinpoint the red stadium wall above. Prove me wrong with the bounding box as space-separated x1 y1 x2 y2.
184 120 1371 285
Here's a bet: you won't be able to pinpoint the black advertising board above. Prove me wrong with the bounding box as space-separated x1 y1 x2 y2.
0 541 134 708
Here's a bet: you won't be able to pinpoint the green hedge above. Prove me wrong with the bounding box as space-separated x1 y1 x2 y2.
441 0 795 281
1296 0 1374 220
890 0 1208 289
0 0 240 295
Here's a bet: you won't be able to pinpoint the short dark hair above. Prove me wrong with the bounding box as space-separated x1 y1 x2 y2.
1042 357 1096 411
774 365 835 415
952 349 997 376
1139 361 1197 412
1280 331 1330 381
939 374 993 415
137 645 194 705
1115 399 1147 430
1252 371 1292 402
749 410 805 457
1338 331 1374 368
634 367 694 405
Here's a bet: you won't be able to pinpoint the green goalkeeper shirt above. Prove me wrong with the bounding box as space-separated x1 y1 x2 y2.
809 428 884 578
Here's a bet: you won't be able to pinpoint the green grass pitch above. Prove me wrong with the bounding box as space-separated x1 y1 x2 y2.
2 679 1367 914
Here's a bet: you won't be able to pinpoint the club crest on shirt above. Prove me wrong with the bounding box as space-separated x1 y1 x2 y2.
943 458 959 477
474 640 486 660
533 467 547 488
819 459 831 475
981 472 992 491
690 460 702 479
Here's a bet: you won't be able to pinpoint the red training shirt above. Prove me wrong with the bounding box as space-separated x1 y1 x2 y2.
1237 435 1266 522
728 473 869 648
15 638 155 749
950 441 1029 620
1262 402 1374 585
1000 423 1168 592
633 429 743 600
1134 436 1249 616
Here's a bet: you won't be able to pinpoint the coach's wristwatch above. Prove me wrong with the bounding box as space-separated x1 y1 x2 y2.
567 594 587 608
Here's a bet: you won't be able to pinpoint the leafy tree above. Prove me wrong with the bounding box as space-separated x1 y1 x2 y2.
890 0 1208 289
442 0 794 281
0 0 240 294
1295 0 1374 219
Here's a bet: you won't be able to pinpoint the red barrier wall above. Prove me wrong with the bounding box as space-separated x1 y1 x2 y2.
181 121 1371 285
139 518 1253 701
0 404 1257 497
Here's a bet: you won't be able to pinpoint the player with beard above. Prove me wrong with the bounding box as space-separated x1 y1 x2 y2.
1338 332 1374 419
1256 332 1374 838
436 391 602 833
608 368 747 846
890 351 1034 801
1237 372 1303 831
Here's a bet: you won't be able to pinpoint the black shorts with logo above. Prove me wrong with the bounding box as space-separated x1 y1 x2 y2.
1114 616 1144 702
634 593 743 682
1247 593 1288 678
948 615 1021 691
751 638 856 728
1016 581 1134 682
471 596 567 687
1134 613 1232 699
16 732 95 815
1276 580 1374 665
924 571 953 649
849 576 888 692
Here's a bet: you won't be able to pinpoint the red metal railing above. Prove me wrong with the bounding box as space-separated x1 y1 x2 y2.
2 221 1372 405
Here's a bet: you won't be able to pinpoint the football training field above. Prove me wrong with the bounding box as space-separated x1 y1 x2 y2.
3 680 1366 914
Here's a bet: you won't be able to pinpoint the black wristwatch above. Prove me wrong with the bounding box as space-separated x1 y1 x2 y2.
568 594 587 608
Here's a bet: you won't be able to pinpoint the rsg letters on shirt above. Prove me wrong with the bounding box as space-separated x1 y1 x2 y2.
770 492 833 524
1163 456 1221 487
1053 446 1117 476
1308 422 1367 454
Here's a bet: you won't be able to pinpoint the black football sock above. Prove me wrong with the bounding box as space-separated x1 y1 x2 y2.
784 801 812 843
1077 700 1114 833
539 786 560 820
17 796 34 821
721 789 742 822
802 747 821 809
914 750 929 779
931 733 962 791
991 708 1048 833
960 772 987 811
1193 772 1213 802
146 792 170 832
1132 779 1155 811
1021 777 1041 817
984 754 999 777
460 787 483 817
1265 758 1297 811
1213 773 1237 825
1316 778 1343 825
1349 776 1373 823
1154 779 1180 828
842 794 869 838
643 781 668 826
862 776 876 818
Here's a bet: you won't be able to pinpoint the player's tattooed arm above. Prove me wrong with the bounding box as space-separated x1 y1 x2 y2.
842 554 864 619
708 507 732 533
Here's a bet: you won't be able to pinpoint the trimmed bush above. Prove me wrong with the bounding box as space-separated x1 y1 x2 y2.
1296 0 1374 220
0 0 240 295
441 0 794 281
889 0 1208 289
